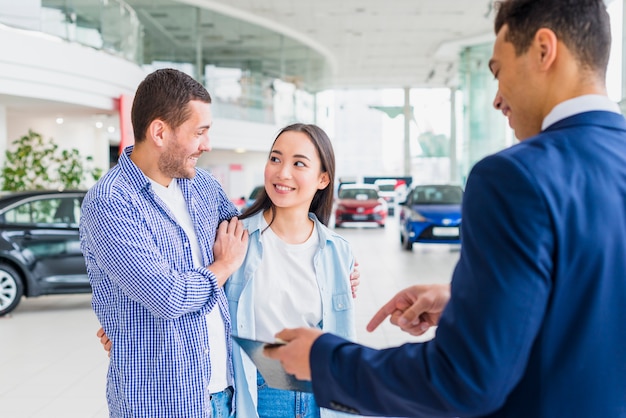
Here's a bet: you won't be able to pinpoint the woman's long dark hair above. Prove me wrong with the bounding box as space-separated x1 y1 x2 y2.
241 123 336 226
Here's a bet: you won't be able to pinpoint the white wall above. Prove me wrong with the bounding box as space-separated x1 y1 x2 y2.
200 149 268 200
200 118 282 199
208 117 279 153
0 105 6 160
0 0 40 31
0 24 146 110
0 23 147 173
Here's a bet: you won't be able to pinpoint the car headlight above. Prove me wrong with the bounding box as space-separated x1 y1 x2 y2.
336 204 346 211
410 211 427 222
374 204 385 212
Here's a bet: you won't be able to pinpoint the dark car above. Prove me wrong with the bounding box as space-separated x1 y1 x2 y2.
242 185 264 212
334 184 388 228
0 190 89 315
399 184 463 250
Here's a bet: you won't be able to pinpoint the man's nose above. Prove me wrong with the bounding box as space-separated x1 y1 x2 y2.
199 134 211 152
493 92 503 110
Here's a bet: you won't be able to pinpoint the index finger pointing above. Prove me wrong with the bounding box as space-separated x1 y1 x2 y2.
366 301 396 332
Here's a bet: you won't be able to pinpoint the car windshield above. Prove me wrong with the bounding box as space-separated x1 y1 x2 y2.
339 188 379 200
377 184 396 192
410 186 462 204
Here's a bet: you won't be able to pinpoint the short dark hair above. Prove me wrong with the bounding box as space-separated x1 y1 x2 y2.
494 0 611 77
131 68 212 143
241 123 336 226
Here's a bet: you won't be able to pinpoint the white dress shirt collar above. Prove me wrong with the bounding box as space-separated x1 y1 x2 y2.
542 94 621 131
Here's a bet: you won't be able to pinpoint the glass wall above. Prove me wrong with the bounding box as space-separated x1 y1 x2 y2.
205 67 315 126
0 0 315 127
458 43 511 184
38 0 143 63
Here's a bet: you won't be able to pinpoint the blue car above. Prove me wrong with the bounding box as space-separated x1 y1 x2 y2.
398 184 463 250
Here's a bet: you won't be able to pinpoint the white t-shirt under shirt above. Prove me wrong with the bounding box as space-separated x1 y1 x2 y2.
253 216 323 342
150 178 230 393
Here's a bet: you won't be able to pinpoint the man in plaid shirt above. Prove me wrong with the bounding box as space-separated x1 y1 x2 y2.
80 68 248 417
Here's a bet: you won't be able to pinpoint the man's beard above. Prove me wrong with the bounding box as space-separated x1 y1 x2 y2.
158 143 195 179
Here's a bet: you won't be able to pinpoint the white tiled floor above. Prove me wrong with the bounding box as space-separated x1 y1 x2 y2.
0 218 459 417
0 294 109 417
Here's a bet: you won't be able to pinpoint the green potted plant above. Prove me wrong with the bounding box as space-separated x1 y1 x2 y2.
1 129 102 191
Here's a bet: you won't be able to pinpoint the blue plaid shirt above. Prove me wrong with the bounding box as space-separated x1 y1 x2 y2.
80 146 239 417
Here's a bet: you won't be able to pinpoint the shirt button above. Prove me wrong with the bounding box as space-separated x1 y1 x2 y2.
338 303 344 309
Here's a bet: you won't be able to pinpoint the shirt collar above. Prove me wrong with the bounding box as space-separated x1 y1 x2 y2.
118 145 150 192
542 95 621 131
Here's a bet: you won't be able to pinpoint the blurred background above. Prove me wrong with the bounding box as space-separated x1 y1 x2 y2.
0 0 623 201
0 1 624 416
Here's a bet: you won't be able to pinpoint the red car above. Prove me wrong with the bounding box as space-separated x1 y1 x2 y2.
334 184 388 228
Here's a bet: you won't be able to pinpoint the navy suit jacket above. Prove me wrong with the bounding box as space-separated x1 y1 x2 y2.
310 111 626 417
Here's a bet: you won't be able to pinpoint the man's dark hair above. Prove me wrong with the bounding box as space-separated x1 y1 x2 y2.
494 0 611 76
131 68 212 142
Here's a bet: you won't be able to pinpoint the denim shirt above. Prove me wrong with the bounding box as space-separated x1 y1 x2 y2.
225 211 356 418
80 146 238 417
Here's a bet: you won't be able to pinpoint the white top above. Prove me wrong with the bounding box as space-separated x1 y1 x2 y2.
253 217 323 342
542 94 621 131
150 178 230 392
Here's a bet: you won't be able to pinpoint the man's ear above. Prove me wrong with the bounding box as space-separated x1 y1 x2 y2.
534 28 558 71
148 120 167 147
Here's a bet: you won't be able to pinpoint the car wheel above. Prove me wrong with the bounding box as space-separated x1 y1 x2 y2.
0 263 24 316
401 233 413 251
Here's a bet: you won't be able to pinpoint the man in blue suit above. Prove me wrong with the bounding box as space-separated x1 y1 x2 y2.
266 0 626 416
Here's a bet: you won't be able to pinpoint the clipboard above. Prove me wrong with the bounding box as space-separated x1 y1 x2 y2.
232 335 313 393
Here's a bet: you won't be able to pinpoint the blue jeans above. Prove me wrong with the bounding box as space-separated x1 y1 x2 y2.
210 386 234 418
256 372 320 418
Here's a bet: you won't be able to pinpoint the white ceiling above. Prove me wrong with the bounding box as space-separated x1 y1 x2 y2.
175 0 497 90
5 0 497 117
8 0 620 109
139 0 617 91
121 0 497 91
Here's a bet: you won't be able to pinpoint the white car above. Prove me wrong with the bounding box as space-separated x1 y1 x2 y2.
374 179 399 215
